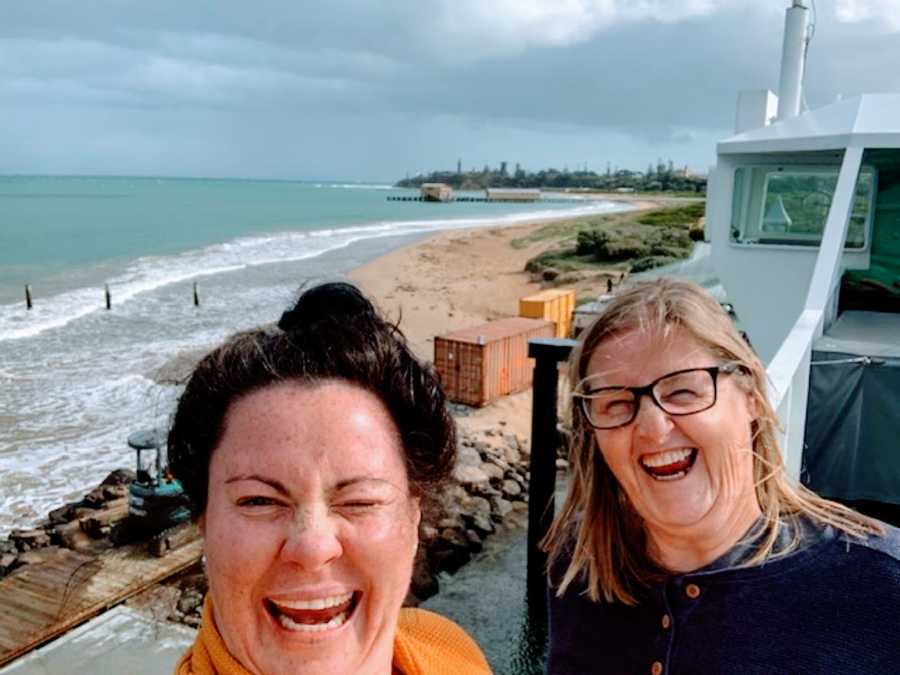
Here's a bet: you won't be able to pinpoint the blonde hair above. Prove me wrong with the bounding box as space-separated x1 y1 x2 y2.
543 278 883 605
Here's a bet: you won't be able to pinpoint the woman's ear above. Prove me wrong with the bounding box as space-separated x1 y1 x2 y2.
197 513 206 536
409 497 422 555
410 496 422 530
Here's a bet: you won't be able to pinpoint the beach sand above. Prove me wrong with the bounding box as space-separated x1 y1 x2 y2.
348 200 655 439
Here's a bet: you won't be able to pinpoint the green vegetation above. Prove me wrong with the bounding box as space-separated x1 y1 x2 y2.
397 160 706 194
522 202 706 279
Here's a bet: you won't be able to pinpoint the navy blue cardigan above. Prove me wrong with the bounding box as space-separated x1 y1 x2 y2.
547 519 900 674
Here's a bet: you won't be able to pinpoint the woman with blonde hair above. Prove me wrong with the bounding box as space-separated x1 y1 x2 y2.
544 278 899 674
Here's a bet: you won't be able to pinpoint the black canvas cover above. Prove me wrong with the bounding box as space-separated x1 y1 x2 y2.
803 351 900 505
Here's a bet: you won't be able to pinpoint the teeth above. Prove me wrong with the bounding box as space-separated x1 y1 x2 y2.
640 448 694 468
278 609 350 632
272 592 354 611
652 470 687 482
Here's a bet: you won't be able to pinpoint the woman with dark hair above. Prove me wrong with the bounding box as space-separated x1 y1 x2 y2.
543 278 900 675
169 282 490 675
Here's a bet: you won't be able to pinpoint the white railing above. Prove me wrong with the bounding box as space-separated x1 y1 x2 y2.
766 146 863 478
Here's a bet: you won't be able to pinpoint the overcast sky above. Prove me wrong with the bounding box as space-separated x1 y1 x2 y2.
1 1 898 182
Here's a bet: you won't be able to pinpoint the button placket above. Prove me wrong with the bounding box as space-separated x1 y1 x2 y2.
685 582 701 600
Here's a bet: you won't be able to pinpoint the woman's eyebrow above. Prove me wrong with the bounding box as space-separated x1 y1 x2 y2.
225 474 290 495
334 476 395 490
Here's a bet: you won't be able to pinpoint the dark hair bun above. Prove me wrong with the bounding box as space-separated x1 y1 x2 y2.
278 282 377 331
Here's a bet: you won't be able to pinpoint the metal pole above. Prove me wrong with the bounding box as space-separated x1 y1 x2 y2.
776 0 810 120
25 285 32 310
526 338 577 602
193 281 199 307
104 284 111 310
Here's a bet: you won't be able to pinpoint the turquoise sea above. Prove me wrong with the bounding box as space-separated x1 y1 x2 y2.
0 175 623 533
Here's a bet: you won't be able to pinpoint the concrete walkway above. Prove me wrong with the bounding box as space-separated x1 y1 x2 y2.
0 606 194 675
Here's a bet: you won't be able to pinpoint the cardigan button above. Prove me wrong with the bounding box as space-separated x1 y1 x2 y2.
661 614 671 629
651 661 664 675
685 583 701 599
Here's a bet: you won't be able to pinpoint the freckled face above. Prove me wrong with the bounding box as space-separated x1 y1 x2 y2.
585 326 759 545
201 380 420 675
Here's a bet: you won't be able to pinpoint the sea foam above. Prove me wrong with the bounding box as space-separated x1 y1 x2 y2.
0 201 625 343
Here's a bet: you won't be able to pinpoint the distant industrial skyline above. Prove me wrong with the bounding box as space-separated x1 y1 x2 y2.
2 1 898 182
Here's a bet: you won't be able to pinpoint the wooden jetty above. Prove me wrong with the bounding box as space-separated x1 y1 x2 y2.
0 533 202 667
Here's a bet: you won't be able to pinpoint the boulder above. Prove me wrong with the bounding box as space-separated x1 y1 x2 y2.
0 553 17 573
177 588 205 616
468 483 502 499
419 524 439 545
53 521 94 551
452 464 490 488
464 512 495 537
410 557 439 601
490 497 513 519
81 487 109 508
101 484 130 501
481 463 505 483
436 515 465 532
503 445 522 466
183 614 202 628
507 471 527 488
465 529 483 553
10 528 50 552
518 437 531 457
456 445 483 469
100 469 136 487
502 479 523 499
430 529 471 574
48 504 76 526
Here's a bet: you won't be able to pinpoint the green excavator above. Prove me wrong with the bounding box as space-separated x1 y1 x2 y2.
114 429 193 556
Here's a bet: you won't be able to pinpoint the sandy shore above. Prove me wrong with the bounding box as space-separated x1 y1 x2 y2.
349 200 656 438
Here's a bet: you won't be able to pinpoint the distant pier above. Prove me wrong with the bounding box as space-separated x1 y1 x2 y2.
387 195 581 204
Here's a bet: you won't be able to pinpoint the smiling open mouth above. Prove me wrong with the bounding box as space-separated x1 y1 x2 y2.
266 591 360 633
639 448 698 481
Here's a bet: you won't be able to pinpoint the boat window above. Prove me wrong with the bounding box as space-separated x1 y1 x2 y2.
730 165 875 248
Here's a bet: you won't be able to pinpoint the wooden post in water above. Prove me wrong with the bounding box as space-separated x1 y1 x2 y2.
193 281 199 307
104 284 111 310
25 285 33 310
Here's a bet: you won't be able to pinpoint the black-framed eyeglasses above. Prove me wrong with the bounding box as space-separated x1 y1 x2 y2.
573 362 745 430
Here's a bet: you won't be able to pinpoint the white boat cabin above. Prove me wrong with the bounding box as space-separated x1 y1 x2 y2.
707 92 900 523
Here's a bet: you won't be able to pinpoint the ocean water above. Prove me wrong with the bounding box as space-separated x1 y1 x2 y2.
0 176 624 534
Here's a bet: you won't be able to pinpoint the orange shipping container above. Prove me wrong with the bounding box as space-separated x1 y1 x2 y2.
519 288 575 338
434 317 554 407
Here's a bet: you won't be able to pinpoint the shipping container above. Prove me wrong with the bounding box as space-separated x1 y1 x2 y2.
519 288 575 338
434 317 554 406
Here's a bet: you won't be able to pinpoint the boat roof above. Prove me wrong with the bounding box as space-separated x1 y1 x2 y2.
718 93 900 155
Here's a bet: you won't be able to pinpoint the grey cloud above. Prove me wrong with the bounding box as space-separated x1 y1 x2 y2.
1 1 898 180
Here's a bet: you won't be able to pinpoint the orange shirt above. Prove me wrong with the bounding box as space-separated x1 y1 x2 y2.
176 598 491 675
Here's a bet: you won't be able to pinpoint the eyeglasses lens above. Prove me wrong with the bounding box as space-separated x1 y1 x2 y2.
585 369 716 428
653 370 715 414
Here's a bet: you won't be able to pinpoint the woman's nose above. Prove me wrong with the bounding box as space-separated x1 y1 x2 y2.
633 395 674 442
280 506 343 569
